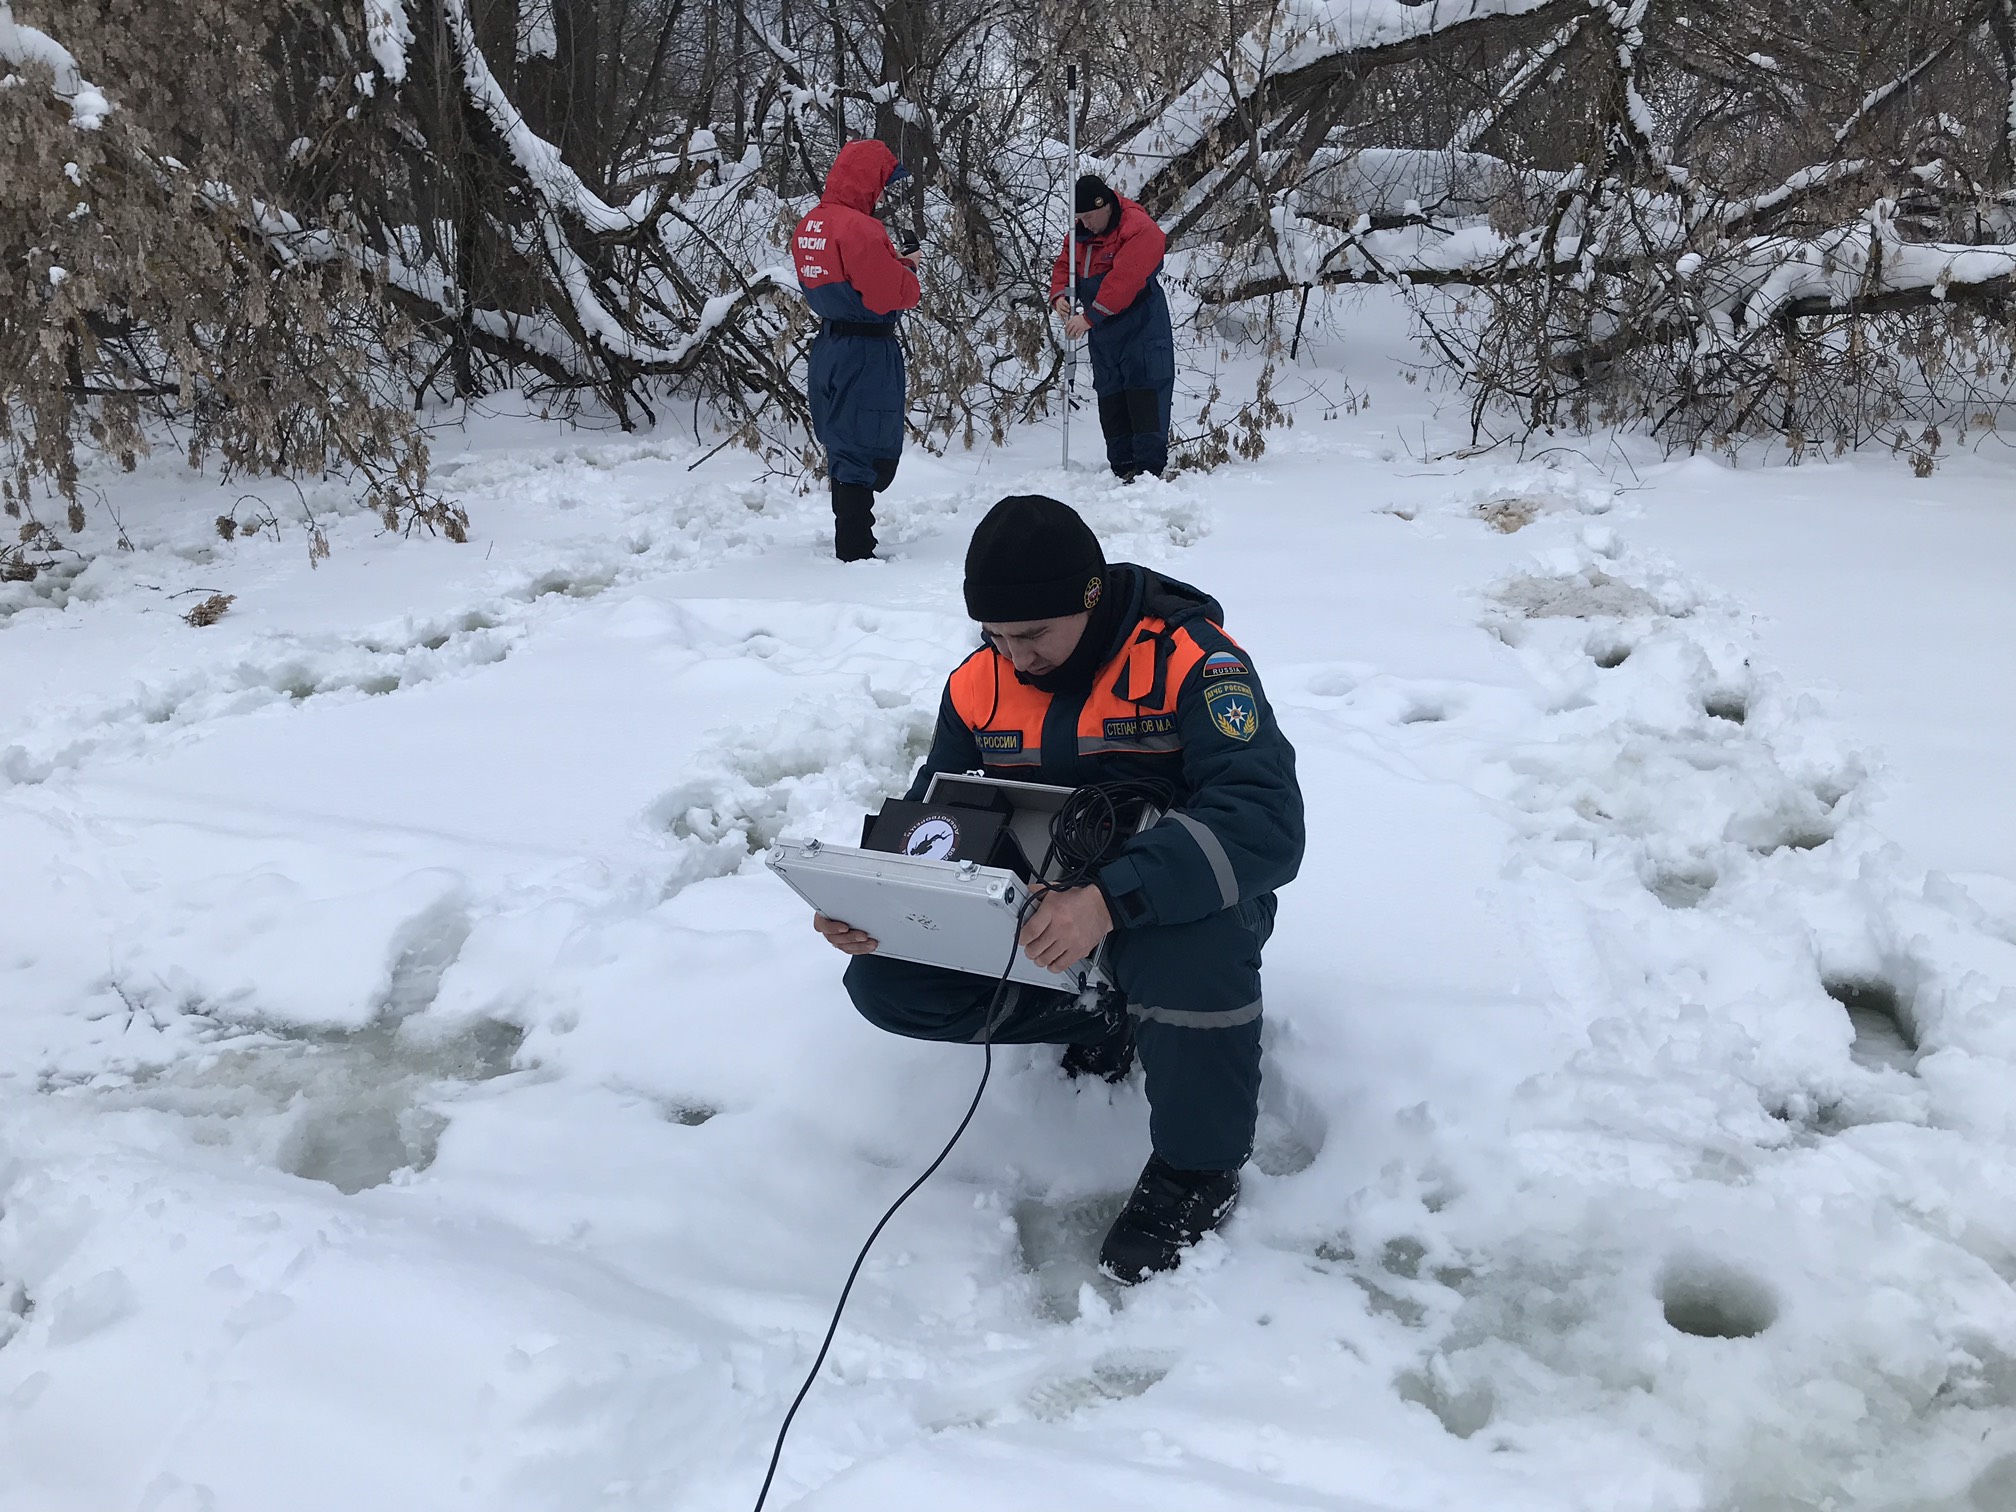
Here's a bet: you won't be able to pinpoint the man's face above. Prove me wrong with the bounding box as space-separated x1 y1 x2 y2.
983 612 1090 676
1075 202 1115 237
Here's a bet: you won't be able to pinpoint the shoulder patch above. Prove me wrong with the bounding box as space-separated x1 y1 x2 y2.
975 730 1024 754
1204 679 1260 742
1201 651 1249 679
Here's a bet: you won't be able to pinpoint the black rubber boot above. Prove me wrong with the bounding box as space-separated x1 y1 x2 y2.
1122 388 1168 479
1099 392 1135 479
831 482 878 561
1098 1155 1240 1283
1060 999 1136 1084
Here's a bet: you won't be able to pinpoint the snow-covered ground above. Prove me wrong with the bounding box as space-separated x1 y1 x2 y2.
4 297 2016 1512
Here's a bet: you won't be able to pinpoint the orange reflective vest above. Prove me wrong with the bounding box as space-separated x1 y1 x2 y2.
948 613 1217 773
909 565 1303 930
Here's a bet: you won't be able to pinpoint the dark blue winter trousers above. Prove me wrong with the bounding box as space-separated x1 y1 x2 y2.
1081 277 1175 480
843 896 1273 1171
808 328 905 490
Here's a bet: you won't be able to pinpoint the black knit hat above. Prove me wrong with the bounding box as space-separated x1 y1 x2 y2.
1074 174 1115 215
963 495 1106 622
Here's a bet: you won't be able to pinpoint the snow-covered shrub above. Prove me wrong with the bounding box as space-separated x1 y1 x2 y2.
0 0 449 551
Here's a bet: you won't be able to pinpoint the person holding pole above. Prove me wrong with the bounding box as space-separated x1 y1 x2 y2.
1050 175 1176 483
793 140 921 561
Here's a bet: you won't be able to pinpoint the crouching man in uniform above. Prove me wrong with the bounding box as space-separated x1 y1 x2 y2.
813 495 1304 1281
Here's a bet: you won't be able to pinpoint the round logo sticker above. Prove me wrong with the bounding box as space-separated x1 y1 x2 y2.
902 815 959 860
1084 575 1103 610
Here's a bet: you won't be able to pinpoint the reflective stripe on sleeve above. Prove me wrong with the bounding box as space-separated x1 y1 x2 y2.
1168 811 1239 909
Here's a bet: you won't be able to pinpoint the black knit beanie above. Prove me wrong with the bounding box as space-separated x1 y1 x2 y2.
963 495 1106 622
1074 175 1115 215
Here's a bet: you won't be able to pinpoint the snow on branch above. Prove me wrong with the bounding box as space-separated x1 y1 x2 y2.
1111 0 1573 212
438 0 655 233
1832 10 1986 148
1593 0 1669 174
1710 160 1873 237
362 0 412 85
1448 16 1584 152
1200 180 2016 329
1732 221 2016 325
0 0 110 128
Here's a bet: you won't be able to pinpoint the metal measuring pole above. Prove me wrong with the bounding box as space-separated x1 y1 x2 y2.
1063 63 1077 472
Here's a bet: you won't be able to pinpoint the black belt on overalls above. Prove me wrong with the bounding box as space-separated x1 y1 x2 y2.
824 320 896 338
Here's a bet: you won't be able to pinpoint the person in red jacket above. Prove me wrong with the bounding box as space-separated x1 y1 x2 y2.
793 141 921 560
1050 175 1176 482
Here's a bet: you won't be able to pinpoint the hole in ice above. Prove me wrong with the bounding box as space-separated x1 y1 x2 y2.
69 1016 525 1196
1360 1281 1427 1327
282 1097 447 1195
1646 865 1717 909
1383 1237 1427 1280
1658 1256 1777 1339
1826 978 1919 1071
1305 670 1358 697
1013 1193 1126 1324
0 1280 30 1350
1397 1366 1495 1437
1587 634 1633 669
1704 694 1749 724
525 570 614 602
666 1103 716 1127
272 1017 526 1193
1399 702 1447 726
1752 825 1833 856
1311 1239 1433 1327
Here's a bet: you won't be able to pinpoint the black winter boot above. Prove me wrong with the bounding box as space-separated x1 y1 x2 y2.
1098 1155 1239 1283
831 482 878 561
1060 1003 1135 1084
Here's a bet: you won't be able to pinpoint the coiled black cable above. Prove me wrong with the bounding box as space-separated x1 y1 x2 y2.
1045 778 1176 885
749 779 1170 1510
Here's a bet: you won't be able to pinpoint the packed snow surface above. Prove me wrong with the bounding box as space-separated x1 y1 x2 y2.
3 302 2016 1511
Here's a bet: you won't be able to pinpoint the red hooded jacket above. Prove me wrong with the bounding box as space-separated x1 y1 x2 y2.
794 140 921 321
1049 195 1167 321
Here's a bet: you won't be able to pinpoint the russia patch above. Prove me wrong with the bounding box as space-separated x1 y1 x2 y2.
976 730 1024 754
1204 679 1259 742
1201 651 1249 679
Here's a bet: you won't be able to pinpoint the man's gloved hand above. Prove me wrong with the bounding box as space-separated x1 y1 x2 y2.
1018 885 1113 972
